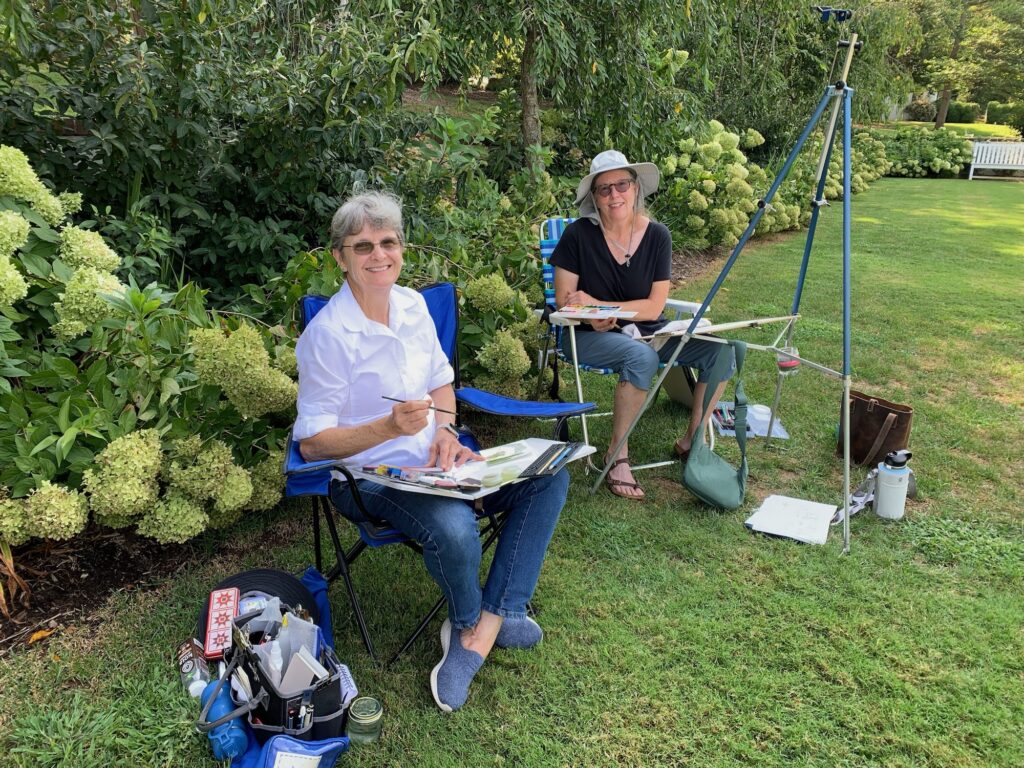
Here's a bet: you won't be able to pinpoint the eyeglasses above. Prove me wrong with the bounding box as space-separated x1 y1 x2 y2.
592 178 635 198
341 237 403 256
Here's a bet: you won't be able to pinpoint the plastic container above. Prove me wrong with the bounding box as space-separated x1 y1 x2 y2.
875 450 912 520
346 696 383 744
776 346 800 376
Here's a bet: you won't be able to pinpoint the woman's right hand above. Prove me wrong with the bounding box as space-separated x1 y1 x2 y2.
388 399 431 436
565 289 616 332
565 289 598 306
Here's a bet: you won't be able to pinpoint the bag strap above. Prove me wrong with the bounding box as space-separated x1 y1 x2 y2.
195 652 269 733
862 411 897 466
700 340 747 458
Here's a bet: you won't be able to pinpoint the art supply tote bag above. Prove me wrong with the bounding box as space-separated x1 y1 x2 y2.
682 341 748 510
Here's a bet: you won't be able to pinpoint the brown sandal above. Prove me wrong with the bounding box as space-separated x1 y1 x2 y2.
604 457 645 500
673 440 691 461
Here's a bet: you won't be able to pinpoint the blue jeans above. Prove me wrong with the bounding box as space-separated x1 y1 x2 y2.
560 330 733 389
330 470 569 630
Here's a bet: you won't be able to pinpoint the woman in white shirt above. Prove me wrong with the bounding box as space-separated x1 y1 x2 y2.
294 192 569 713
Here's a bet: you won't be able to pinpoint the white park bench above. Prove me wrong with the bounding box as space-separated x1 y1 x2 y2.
969 140 1024 180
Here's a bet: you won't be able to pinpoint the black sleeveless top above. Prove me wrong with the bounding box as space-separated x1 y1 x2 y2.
549 218 672 336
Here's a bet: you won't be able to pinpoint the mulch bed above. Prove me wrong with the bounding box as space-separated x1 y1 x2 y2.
671 245 728 286
0 529 199 656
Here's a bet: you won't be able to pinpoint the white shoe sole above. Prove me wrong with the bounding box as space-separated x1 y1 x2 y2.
429 619 453 713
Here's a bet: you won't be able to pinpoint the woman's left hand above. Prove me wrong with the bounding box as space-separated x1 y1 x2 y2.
428 428 483 472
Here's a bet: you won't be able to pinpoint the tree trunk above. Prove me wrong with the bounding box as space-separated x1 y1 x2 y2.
934 89 952 128
935 3 970 129
519 25 543 176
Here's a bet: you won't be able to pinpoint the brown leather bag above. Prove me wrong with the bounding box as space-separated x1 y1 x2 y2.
837 390 913 466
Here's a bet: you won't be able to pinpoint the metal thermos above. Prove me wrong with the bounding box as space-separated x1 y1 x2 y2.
875 450 912 520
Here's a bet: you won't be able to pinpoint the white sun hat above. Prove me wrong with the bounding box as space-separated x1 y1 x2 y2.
574 149 661 205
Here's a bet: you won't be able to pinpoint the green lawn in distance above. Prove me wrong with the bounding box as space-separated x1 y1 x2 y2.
867 121 1020 139
0 178 1021 768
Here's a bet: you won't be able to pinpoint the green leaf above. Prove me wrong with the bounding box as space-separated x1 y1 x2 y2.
119 408 138 432
56 397 72 432
159 377 181 405
66 446 95 467
51 258 75 282
7 399 29 428
27 224 60 244
17 251 52 278
29 435 58 456
114 92 130 117
51 357 78 378
14 456 36 474
24 369 62 388
55 428 79 464
0 363 29 378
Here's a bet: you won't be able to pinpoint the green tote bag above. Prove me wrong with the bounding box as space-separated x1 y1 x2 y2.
682 340 748 510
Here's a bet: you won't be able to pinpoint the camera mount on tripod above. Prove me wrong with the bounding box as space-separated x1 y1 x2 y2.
812 6 853 24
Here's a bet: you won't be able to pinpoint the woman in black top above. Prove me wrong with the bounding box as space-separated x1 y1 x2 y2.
550 150 733 500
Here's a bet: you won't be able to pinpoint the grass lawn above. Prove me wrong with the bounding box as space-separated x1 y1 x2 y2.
1 179 1022 767
868 121 1020 139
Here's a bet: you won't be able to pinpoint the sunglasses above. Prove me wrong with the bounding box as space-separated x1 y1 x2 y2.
592 178 635 198
341 237 403 256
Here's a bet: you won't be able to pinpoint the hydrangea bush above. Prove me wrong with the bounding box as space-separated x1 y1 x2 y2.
759 131 892 237
868 128 971 178
0 146 291 573
653 120 769 249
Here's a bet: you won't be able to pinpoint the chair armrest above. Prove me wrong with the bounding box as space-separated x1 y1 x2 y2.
665 298 704 316
287 456 342 475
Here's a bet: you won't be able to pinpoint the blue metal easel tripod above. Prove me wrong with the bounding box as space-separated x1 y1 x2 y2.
680 20 862 552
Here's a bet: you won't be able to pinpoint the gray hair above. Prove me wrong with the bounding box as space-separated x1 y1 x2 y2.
329 191 404 252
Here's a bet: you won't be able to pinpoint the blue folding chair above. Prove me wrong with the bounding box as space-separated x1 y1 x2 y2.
284 282 595 664
537 217 713 468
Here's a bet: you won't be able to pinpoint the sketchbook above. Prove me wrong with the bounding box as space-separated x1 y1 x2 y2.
744 495 837 545
550 304 638 321
346 438 595 501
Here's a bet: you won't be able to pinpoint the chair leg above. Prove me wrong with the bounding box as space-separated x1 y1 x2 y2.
311 498 323 574
334 550 379 663
552 415 570 442
386 510 512 665
388 595 448 666
317 498 379 662
534 333 553 401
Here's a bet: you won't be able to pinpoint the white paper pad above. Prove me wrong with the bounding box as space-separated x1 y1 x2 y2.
550 304 638 320
744 494 837 545
713 402 790 439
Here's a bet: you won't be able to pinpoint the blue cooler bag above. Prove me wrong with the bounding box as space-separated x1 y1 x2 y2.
235 733 349 768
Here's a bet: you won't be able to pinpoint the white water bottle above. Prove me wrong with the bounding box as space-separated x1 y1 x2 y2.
875 450 912 520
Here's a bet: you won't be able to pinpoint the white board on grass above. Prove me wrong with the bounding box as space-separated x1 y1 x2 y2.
745 494 837 545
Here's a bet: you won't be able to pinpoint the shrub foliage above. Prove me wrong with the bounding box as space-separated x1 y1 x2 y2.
0 146 290 553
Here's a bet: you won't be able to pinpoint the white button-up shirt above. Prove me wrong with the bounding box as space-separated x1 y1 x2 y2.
293 282 455 470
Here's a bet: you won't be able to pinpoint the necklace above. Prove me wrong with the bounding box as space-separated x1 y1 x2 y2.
604 217 636 267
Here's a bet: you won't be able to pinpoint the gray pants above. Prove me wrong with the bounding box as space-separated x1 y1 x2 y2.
560 330 734 390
